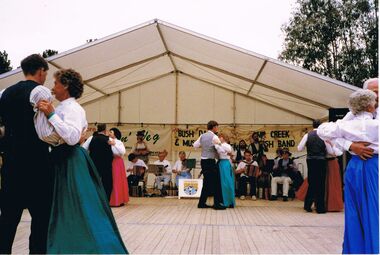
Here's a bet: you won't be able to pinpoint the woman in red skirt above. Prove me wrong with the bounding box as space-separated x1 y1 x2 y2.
109 127 129 206
326 155 343 212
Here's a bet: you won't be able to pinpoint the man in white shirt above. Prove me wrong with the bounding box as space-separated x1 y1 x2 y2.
154 150 172 196
193 120 225 210
172 151 192 187
297 120 334 213
235 150 259 200
126 153 147 189
0 54 52 254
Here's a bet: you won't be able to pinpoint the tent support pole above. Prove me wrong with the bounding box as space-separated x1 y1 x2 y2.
247 60 267 94
175 71 179 124
156 23 178 71
117 91 121 125
233 92 236 126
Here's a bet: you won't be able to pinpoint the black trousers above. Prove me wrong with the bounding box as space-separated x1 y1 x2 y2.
198 159 223 207
0 161 52 254
95 165 113 201
304 158 327 212
238 176 256 196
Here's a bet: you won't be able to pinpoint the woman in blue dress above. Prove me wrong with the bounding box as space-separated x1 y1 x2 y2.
215 133 235 208
317 89 378 254
37 69 127 254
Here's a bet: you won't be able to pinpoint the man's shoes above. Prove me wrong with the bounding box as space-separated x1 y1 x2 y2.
317 210 326 214
198 204 212 209
251 195 257 201
239 195 246 200
228 205 235 208
270 195 277 201
304 207 312 212
213 205 226 210
283 196 288 202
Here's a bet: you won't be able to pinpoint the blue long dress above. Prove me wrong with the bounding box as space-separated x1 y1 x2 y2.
343 155 379 254
219 159 235 208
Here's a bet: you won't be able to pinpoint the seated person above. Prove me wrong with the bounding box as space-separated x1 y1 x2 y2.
172 151 192 187
270 149 297 201
235 150 260 200
234 140 248 164
126 153 147 188
257 154 272 199
273 147 283 169
154 150 172 196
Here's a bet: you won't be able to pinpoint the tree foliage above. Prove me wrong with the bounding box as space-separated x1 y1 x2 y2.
279 0 378 87
42 49 58 58
0 51 12 75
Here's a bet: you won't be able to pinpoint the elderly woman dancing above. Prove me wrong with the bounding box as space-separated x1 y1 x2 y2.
37 69 128 254
317 89 378 254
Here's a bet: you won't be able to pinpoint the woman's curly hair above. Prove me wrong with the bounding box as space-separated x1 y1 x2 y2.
54 69 84 99
348 89 377 115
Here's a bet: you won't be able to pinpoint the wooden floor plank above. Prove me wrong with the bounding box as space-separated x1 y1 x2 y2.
11 197 344 254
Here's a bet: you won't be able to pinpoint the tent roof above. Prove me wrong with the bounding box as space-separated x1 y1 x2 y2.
0 19 357 122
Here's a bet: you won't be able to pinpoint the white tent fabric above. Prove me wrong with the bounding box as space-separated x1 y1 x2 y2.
0 19 357 124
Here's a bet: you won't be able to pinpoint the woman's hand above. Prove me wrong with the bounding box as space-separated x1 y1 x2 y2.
108 139 116 146
37 100 55 116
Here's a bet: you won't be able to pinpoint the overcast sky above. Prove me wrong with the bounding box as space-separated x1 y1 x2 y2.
1 0 296 68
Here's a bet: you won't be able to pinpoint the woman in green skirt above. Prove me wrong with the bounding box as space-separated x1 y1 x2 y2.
37 69 128 254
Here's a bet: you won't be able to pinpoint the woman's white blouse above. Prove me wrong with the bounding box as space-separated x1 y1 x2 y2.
317 112 378 154
48 97 88 146
111 139 126 157
215 142 232 159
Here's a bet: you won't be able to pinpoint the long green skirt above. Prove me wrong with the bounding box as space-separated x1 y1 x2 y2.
47 144 128 254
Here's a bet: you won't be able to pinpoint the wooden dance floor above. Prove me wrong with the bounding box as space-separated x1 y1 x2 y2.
13 197 344 254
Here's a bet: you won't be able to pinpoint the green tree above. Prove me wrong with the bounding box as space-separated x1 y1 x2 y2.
0 51 12 74
42 49 58 58
280 0 378 87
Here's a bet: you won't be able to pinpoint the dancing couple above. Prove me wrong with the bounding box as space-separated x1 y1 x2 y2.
0 54 127 254
193 120 235 210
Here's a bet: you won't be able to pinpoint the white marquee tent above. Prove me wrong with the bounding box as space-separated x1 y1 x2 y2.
0 19 357 125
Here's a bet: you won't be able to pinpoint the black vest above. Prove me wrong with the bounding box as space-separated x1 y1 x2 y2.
0 81 49 151
0 80 50 176
89 133 113 175
306 130 326 159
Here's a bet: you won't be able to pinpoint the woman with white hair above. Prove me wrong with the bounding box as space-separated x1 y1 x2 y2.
317 89 378 254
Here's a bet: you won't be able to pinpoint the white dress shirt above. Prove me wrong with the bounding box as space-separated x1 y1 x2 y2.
173 160 190 173
82 135 125 156
215 142 232 159
343 108 378 120
48 97 88 146
317 111 379 154
193 131 221 148
297 129 336 155
153 159 172 174
126 159 147 170
111 139 126 157
1 85 63 146
193 131 221 159
236 160 258 177
31 86 62 146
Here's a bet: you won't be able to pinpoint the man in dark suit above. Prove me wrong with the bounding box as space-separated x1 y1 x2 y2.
83 123 114 200
0 54 52 254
